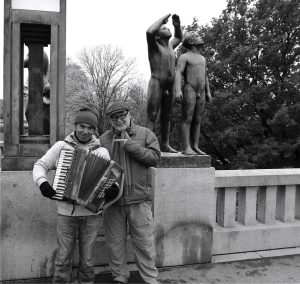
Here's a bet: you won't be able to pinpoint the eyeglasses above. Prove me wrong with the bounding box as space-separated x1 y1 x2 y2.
110 111 128 122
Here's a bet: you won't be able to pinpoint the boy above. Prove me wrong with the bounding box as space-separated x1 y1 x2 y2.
174 31 212 155
33 104 109 283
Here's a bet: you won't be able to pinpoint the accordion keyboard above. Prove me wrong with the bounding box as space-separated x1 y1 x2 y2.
52 149 74 200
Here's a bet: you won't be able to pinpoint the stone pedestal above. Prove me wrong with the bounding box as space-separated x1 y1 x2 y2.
152 153 215 267
2 0 66 171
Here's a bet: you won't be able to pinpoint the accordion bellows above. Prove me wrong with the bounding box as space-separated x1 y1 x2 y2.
52 147 123 213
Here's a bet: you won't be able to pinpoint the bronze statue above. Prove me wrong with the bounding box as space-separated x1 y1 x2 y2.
146 14 182 153
24 50 50 134
174 31 212 155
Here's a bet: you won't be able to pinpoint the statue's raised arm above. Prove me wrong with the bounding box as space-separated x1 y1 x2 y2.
146 14 182 153
170 14 182 49
146 14 171 38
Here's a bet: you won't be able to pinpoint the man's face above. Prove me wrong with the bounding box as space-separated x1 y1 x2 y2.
75 123 95 142
109 110 131 132
158 25 171 39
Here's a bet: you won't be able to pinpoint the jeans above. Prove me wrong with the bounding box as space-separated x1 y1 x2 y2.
104 202 158 284
53 214 101 284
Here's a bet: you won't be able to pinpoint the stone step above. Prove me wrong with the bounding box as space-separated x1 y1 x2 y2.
212 247 300 263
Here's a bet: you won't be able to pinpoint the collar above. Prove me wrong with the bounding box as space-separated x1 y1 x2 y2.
65 131 100 147
74 131 93 144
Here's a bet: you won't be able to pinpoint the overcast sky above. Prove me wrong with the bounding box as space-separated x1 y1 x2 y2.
0 0 228 99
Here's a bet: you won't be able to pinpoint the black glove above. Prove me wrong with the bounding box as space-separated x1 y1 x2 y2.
39 181 56 198
105 183 120 203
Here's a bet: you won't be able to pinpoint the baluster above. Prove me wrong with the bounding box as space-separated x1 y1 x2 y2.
257 185 277 224
276 185 296 223
238 186 258 226
215 187 218 224
216 187 236 227
296 185 300 220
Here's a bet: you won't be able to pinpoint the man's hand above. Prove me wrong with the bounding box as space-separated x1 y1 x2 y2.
114 131 130 143
172 14 180 27
105 183 120 203
39 181 56 198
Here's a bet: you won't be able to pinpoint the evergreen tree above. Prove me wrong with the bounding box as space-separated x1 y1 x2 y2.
176 0 300 169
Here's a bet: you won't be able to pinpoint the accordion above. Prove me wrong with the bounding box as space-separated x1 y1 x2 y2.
51 147 123 213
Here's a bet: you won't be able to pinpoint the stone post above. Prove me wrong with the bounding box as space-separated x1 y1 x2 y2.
152 153 215 267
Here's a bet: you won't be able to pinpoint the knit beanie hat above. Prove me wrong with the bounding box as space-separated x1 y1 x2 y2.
74 104 98 129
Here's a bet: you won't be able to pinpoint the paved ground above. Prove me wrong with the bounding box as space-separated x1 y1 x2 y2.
2 255 300 283
156 255 300 283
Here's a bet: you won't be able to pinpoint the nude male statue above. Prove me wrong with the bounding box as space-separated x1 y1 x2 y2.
146 14 182 153
174 31 212 155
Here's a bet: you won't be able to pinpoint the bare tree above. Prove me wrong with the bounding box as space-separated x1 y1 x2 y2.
124 79 148 126
78 45 136 133
65 57 93 135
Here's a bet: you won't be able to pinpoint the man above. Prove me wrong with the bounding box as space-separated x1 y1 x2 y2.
100 101 161 284
33 104 109 284
146 14 182 153
174 31 212 155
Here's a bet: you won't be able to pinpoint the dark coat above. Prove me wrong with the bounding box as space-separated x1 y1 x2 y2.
100 122 161 204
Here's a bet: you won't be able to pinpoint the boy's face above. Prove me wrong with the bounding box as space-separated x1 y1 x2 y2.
184 32 204 47
75 123 95 142
190 33 204 45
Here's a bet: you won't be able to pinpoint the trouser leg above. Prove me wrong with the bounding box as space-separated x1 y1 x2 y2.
77 215 101 284
54 214 77 284
104 204 129 283
128 202 158 284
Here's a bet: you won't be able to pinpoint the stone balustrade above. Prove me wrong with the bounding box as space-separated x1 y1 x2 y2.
213 169 300 256
1 167 300 281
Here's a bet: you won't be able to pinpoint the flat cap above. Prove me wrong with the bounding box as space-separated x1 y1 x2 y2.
106 101 130 116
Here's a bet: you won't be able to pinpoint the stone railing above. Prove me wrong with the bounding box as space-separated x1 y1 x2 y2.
1 167 300 281
213 169 300 256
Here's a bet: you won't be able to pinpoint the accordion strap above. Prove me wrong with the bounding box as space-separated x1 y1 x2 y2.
64 140 77 148
64 140 101 153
